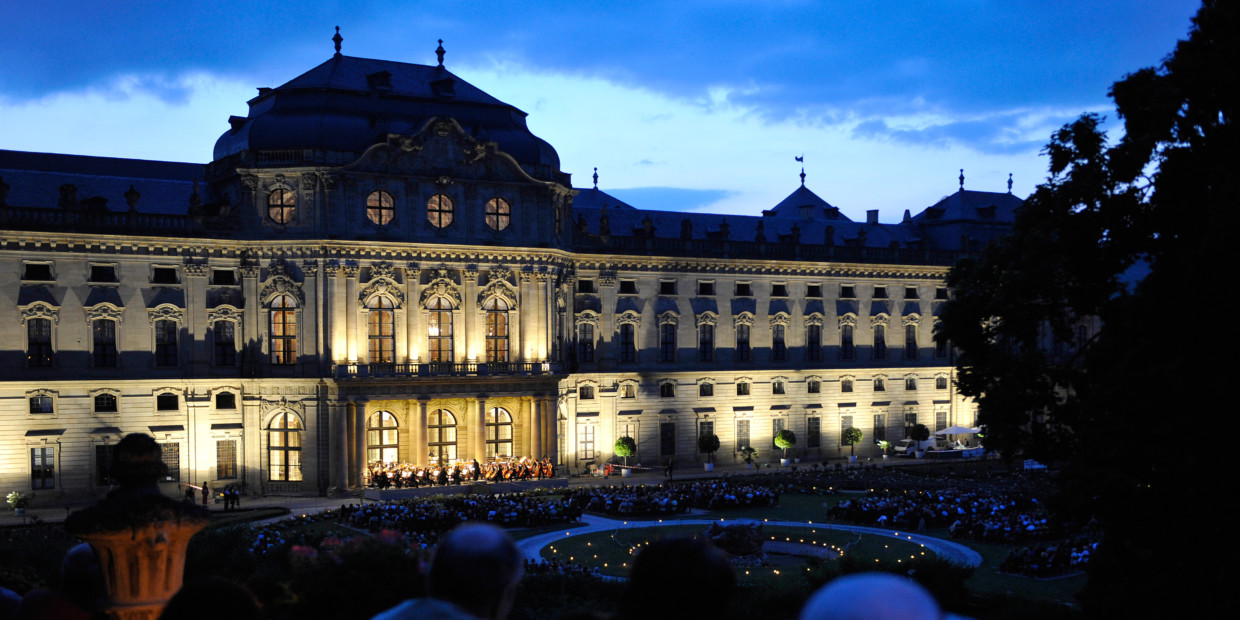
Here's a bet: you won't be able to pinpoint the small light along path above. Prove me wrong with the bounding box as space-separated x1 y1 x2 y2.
517 514 983 568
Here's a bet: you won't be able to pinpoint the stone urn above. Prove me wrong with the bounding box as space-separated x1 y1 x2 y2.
65 434 209 620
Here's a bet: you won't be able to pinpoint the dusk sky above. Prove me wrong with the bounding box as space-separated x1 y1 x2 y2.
0 1 1199 221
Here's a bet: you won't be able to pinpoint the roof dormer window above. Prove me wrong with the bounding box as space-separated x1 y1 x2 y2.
366 70 392 90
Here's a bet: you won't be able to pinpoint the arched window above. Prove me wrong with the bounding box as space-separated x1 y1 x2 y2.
736 323 751 361
806 323 822 361
268 188 296 224
840 323 855 360
154 319 178 367
619 323 636 364
270 294 297 365
213 321 236 366
772 324 787 361
368 297 395 363
484 298 509 363
874 324 887 359
486 407 513 458
427 297 453 363
27 317 54 367
427 409 457 463
367 411 399 464
268 412 302 481
427 194 454 228
905 324 918 360
367 190 395 226
698 324 714 362
485 198 511 230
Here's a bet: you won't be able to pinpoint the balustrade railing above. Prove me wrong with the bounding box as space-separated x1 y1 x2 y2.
335 361 558 379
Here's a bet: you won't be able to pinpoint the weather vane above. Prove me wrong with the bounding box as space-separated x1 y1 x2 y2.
795 154 805 186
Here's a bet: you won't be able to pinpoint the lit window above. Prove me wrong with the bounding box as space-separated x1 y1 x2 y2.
485 197 511 231
427 297 454 363
484 298 509 363
736 382 750 396
622 383 636 398
367 190 395 226
27 318 53 367
427 409 458 463
217 441 237 480
427 194 454 228
268 188 296 224
31 447 55 489
368 297 396 363
367 411 400 464
269 294 297 365
268 412 303 481
94 394 117 413
486 408 513 458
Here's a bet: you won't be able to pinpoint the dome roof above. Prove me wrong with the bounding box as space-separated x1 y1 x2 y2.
213 54 561 178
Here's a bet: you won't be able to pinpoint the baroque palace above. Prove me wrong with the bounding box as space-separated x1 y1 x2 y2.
0 39 1019 501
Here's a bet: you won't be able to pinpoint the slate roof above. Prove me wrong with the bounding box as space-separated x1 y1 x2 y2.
0 149 203 215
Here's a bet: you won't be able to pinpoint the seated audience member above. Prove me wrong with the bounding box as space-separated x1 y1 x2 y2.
374 523 522 620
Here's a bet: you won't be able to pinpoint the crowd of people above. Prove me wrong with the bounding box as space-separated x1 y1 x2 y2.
826 487 1058 543
367 457 555 488
337 492 584 547
1000 537 1098 577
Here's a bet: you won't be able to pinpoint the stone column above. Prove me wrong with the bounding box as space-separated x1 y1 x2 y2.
183 263 209 374
530 397 543 458
240 263 261 374
354 399 367 484
343 263 360 363
406 264 421 363
474 397 487 461
463 266 478 363
345 401 358 488
301 260 320 369
414 400 428 466
324 262 342 364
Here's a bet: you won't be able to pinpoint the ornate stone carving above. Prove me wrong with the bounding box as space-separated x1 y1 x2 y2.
323 261 341 277
182 263 208 278
239 263 260 278
695 312 718 327
599 265 617 288
85 304 124 325
616 310 641 328
733 312 755 327
259 398 305 420
477 268 517 309
147 305 185 326
769 312 791 327
420 273 462 309
302 260 319 277
871 313 890 327
20 302 59 325
360 269 405 308
260 266 305 306
804 313 825 327
342 263 360 278
369 261 396 281
839 313 858 328
207 305 242 324
903 314 921 327
658 311 679 326
575 310 600 328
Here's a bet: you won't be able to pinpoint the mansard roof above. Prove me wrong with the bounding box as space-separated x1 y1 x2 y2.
763 183 851 221
212 54 561 178
0 149 202 215
912 188 1022 224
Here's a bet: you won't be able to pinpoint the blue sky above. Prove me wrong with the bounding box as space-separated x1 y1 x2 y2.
0 1 1199 220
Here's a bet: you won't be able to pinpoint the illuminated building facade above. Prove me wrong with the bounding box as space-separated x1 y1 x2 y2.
0 43 1019 501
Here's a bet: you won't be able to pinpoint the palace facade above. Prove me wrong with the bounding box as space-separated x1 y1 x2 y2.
0 43 1020 501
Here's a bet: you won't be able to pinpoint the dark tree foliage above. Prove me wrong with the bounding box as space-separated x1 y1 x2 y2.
937 1 1234 615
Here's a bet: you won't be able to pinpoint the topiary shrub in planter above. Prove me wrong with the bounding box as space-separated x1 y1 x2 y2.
774 429 797 465
842 427 863 461
614 436 637 471
911 423 931 457
698 433 721 471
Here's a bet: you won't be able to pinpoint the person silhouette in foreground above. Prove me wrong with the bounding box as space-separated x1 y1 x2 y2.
615 537 735 620
373 522 522 620
799 573 942 620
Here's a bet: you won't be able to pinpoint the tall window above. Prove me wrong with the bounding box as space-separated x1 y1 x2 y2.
30 395 53 414
485 198 511 231
660 422 676 456
427 409 457 463
366 189 395 226
484 298 509 363
268 412 302 481
619 323 636 364
874 324 887 359
368 297 396 363
936 410 948 432
699 421 714 452
270 294 297 365
660 323 676 362
578 324 595 363
736 323 751 361
905 324 918 360
31 447 55 489
154 319 178 367
267 188 296 224
807 417 821 448
904 411 918 437
367 411 399 464
578 424 596 460
698 324 714 362
487 408 514 458
427 297 453 363
217 440 237 480
93 319 117 367
27 318 53 367
840 323 855 360
840 415 854 446
427 194 454 228
807 324 822 361
160 443 180 482
874 414 887 442
214 321 236 366
935 332 949 359
95 445 115 486
736 419 750 452
772 324 787 361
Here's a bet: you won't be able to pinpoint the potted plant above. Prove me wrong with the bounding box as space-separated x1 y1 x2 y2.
614 436 637 477
774 429 797 466
876 439 890 461
698 433 721 472
6 491 31 515
842 427 863 463
739 446 758 469
910 423 931 458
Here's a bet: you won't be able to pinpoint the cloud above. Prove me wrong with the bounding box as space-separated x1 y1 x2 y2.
607 187 736 212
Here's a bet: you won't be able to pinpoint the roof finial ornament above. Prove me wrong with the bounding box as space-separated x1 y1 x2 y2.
593 167 599 189
436 39 446 66
959 168 965 191
796 154 805 186
1007 173 1013 194
333 26 342 56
